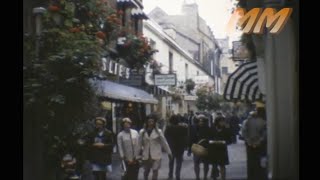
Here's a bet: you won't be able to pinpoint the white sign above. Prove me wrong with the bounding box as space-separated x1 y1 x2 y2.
102 57 130 79
184 95 197 101
194 76 209 84
154 74 176 86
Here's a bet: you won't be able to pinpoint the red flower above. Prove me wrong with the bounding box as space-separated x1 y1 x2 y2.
141 36 146 40
119 31 126 36
96 31 106 39
87 11 94 17
96 1 102 6
139 49 145 53
69 27 81 33
117 10 124 15
48 5 60 12
116 19 122 25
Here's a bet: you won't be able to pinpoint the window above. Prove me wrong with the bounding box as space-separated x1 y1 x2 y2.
134 19 139 34
166 98 172 115
150 39 156 49
122 10 125 26
185 63 189 79
121 8 128 27
197 71 199 76
132 18 140 34
149 39 156 59
222 67 228 75
169 52 173 73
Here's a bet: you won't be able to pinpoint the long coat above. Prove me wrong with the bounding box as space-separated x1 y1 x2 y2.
208 126 232 165
164 124 188 156
189 125 213 150
86 129 113 165
139 128 172 160
117 129 140 161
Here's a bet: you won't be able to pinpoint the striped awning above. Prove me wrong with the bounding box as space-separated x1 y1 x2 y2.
131 8 148 19
117 0 142 8
223 61 265 102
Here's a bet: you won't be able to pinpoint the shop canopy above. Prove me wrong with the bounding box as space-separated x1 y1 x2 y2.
223 61 265 102
147 85 171 96
90 79 158 104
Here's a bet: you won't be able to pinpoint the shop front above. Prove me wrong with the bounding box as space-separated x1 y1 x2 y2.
91 79 158 134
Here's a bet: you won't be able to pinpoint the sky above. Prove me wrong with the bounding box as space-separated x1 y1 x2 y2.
143 0 239 39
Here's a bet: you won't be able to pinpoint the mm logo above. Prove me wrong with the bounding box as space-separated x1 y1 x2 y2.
226 8 293 35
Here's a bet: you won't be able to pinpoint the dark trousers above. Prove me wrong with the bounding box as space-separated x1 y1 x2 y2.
168 154 183 179
93 171 106 180
123 162 139 180
193 155 209 180
210 164 219 178
231 135 237 144
246 144 266 180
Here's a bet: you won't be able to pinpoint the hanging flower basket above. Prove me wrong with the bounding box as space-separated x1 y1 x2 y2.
150 60 162 75
172 93 182 102
116 33 158 69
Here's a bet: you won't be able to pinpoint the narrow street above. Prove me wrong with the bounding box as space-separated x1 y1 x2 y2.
109 138 247 180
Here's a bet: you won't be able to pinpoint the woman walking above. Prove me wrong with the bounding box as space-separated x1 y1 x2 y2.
139 113 172 180
117 118 141 180
208 115 232 180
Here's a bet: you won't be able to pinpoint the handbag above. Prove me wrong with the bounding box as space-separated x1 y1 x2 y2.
191 139 208 157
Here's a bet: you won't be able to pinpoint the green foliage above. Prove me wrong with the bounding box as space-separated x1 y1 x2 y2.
23 0 111 170
220 102 234 112
185 79 195 94
196 86 223 111
168 86 183 102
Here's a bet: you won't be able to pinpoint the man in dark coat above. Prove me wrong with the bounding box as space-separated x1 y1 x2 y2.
86 117 113 180
241 110 267 180
165 114 188 180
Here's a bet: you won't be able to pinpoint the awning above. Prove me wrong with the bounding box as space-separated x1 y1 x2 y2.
117 0 142 8
131 8 148 19
223 61 265 102
148 86 170 96
90 79 158 104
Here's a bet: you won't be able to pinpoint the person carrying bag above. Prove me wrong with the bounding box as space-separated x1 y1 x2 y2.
191 139 209 158
188 115 213 180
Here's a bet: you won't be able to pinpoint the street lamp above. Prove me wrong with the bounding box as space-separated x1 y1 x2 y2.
33 7 46 62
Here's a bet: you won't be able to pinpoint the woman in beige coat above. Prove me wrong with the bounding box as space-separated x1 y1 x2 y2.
139 113 172 180
117 118 141 180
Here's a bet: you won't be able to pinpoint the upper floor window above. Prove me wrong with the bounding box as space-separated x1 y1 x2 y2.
169 52 173 73
149 39 156 56
185 63 189 79
134 19 139 34
222 67 228 75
